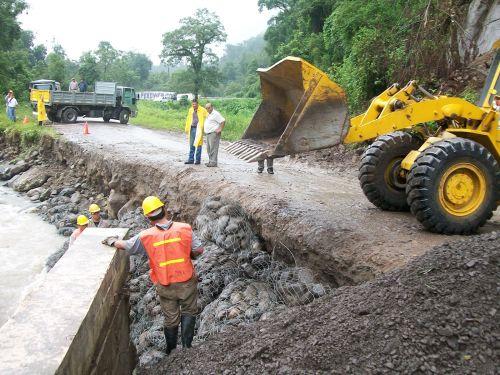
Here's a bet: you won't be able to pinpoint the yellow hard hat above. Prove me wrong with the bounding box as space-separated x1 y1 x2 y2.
77 215 89 226
89 203 101 213
142 196 164 216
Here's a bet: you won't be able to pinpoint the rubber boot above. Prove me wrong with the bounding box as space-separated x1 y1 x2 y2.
257 160 264 173
181 314 196 348
164 326 178 355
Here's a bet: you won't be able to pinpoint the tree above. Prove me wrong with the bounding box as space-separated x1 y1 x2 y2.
161 8 226 97
122 52 152 82
46 45 66 85
0 0 26 51
78 52 99 86
95 41 118 80
0 0 28 93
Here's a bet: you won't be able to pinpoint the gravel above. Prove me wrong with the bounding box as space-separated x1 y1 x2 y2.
145 232 500 374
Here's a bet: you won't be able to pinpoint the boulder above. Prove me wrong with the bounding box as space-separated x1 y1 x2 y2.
59 187 76 197
108 189 128 218
0 161 30 180
70 191 82 204
11 166 51 192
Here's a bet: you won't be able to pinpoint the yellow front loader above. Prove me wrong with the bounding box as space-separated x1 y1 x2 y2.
228 42 500 235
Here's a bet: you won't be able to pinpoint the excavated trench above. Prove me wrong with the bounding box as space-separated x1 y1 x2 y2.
2 126 497 371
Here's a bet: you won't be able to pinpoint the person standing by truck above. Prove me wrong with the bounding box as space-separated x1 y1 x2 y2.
5 91 18 122
78 79 88 92
69 78 78 92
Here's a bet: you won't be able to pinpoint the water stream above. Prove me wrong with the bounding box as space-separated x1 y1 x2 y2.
0 185 64 327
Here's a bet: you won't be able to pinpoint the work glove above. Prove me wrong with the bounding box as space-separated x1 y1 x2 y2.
102 235 119 247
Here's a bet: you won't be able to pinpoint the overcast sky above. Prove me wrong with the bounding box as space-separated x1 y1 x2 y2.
19 0 274 64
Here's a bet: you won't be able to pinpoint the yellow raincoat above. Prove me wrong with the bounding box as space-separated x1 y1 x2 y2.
37 96 47 123
184 106 208 147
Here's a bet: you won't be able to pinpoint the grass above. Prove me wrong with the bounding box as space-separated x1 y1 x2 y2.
0 103 56 148
130 98 260 141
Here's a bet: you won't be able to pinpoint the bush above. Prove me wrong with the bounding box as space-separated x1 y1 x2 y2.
130 98 260 141
0 103 55 147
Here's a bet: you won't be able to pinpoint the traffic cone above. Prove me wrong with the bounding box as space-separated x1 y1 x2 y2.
23 116 29 124
83 121 90 135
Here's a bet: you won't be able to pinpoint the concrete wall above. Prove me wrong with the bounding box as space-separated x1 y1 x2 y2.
0 228 134 375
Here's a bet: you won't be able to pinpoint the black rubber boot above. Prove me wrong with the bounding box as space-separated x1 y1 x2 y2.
164 326 178 355
257 160 264 173
181 315 196 348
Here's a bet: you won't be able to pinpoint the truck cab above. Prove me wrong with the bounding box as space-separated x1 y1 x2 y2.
116 86 138 117
29 79 60 108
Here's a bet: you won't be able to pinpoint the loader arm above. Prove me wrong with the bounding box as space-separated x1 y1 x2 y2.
343 96 488 144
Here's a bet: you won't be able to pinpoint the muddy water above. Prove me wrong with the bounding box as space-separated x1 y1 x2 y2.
0 186 64 327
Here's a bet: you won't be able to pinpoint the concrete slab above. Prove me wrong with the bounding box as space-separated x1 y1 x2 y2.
0 227 129 375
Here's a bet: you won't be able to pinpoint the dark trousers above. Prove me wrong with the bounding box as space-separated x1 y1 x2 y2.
188 127 202 162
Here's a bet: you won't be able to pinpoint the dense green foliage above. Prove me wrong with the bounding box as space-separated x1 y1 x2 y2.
130 98 259 141
145 35 270 98
0 0 153 99
218 35 270 98
260 0 472 111
161 8 226 97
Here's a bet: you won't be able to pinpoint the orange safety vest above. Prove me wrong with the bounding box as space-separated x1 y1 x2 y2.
140 222 194 286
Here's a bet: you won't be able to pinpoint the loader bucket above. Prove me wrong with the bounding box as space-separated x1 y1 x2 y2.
227 57 348 162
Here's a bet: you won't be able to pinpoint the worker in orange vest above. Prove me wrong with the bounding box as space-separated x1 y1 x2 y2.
69 215 89 246
102 196 203 354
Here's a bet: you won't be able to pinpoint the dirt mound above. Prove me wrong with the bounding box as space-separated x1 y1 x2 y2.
145 232 500 374
290 143 365 172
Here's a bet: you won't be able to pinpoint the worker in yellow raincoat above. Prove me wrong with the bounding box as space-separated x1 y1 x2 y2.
37 95 47 126
184 99 208 164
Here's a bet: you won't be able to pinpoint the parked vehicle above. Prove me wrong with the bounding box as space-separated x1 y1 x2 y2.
29 81 138 124
176 93 195 101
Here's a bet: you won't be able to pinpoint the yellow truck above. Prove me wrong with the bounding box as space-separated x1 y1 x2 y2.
228 42 499 235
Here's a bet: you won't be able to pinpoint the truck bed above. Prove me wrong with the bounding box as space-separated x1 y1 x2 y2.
50 91 116 106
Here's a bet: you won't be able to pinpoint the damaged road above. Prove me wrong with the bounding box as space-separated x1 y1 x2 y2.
53 121 500 286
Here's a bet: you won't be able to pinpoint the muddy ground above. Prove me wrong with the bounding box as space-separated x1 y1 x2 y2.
48 122 500 286
1 120 499 373
148 232 500 375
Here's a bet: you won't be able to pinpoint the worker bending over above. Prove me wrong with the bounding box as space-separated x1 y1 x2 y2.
102 196 203 354
88 203 109 228
69 215 89 246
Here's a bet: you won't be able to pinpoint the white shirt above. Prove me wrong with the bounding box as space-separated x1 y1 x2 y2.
7 97 18 107
204 109 225 134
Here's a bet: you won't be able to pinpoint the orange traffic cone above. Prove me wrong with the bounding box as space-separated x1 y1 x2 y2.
83 121 90 135
23 116 29 124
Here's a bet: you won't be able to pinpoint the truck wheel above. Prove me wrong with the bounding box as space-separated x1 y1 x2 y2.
103 115 111 123
406 138 499 234
359 131 423 211
47 112 55 122
119 110 130 124
62 107 78 123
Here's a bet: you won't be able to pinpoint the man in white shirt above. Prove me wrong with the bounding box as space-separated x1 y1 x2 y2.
204 103 225 167
6 91 18 122
69 78 78 92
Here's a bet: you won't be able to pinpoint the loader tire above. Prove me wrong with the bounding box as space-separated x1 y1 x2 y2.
406 138 499 234
359 131 423 211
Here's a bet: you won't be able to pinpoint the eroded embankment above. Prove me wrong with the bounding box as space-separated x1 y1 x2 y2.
1 131 375 287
